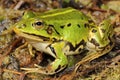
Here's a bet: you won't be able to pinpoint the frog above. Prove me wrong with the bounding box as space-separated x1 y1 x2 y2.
12 7 114 75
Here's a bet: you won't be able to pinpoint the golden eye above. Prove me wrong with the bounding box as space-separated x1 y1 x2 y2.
35 21 43 26
32 21 43 30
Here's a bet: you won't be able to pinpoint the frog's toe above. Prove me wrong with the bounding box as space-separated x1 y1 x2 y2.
21 64 66 75
21 67 55 75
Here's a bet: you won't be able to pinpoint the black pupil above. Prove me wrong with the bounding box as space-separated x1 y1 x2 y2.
36 22 42 26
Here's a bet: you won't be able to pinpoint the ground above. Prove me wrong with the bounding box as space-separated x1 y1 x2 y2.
0 0 120 80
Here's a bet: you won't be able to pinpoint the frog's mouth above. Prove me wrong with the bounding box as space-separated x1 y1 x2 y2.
13 27 50 42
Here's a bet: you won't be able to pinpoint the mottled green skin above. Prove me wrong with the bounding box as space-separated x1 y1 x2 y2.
13 7 114 74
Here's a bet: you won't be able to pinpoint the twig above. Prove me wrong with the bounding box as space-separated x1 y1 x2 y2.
14 0 25 10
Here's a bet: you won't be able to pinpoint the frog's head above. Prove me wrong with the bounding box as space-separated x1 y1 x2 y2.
13 11 60 42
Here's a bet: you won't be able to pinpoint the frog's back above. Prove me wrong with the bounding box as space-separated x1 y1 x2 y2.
40 7 89 21
39 8 91 46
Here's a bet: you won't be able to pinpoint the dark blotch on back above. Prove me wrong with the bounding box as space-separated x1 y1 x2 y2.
77 24 81 28
67 23 71 27
60 25 65 29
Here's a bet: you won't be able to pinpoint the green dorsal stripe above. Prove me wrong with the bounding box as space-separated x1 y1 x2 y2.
40 9 75 18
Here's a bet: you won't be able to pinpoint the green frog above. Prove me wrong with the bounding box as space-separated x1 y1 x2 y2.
12 7 114 75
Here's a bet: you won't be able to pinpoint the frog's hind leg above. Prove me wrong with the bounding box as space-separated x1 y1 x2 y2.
73 19 114 74
74 43 114 73
21 42 68 75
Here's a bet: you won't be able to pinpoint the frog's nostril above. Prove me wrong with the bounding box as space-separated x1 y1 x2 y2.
17 24 26 29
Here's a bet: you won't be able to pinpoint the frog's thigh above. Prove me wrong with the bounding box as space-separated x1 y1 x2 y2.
50 42 68 71
74 44 113 72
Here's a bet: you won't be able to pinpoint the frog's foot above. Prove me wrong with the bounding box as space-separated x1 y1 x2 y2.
21 64 66 75
74 51 102 72
74 44 114 73
21 56 68 75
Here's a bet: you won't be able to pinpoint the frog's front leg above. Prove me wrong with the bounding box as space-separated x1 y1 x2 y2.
21 42 68 75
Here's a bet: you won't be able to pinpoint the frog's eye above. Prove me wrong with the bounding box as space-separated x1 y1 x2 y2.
32 21 43 30
35 21 43 26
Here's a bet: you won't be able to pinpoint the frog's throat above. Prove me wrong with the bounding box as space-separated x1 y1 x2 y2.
13 27 49 42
